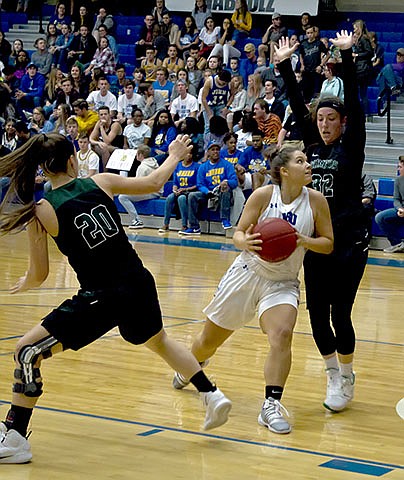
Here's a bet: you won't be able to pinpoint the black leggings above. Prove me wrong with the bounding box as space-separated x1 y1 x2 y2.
304 242 368 356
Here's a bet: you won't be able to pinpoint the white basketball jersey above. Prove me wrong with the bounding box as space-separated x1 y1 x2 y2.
239 185 314 281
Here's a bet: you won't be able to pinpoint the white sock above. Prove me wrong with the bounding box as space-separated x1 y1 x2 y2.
324 355 339 371
340 362 353 377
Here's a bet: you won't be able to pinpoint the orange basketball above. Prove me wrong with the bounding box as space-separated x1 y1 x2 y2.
253 218 297 263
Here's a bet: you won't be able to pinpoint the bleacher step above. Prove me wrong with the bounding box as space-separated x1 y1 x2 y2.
365 143 403 157
370 115 404 127
366 129 404 145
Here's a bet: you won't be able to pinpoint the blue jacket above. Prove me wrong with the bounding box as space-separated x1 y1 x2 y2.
19 72 46 98
197 159 238 194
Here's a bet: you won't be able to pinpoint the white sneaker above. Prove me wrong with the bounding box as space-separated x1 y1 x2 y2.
201 388 232 430
172 360 210 390
383 242 404 253
158 225 169 234
341 372 355 402
129 220 144 229
258 397 291 434
323 368 347 412
0 428 32 464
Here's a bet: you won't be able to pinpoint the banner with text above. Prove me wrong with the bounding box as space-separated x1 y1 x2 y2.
166 0 318 16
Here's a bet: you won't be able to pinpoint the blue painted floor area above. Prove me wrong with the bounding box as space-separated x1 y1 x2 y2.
0 400 402 474
127 233 404 268
320 459 393 476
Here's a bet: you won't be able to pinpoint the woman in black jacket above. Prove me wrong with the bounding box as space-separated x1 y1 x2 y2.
276 31 368 414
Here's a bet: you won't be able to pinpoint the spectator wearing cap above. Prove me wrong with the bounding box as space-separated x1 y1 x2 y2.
170 78 198 127
240 43 258 84
181 140 238 235
259 13 288 64
14 62 45 117
377 48 404 96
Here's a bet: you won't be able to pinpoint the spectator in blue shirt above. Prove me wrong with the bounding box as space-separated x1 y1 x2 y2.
159 151 199 233
49 2 72 35
239 129 270 190
220 132 246 226
14 63 46 118
220 131 242 165
149 109 177 165
152 66 174 106
181 140 238 235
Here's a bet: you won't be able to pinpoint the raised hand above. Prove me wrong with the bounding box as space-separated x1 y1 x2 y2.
274 36 300 63
330 29 354 50
168 134 193 160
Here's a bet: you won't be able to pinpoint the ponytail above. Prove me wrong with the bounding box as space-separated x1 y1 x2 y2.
0 133 74 233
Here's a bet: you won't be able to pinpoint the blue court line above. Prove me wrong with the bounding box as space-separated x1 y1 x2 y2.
127 233 404 268
320 459 392 476
0 400 401 471
137 429 164 437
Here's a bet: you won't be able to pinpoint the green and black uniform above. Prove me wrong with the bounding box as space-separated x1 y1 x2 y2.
41 178 163 350
278 49 368 357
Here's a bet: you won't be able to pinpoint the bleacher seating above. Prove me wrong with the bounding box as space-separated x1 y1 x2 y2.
113 180 222 224
373 178 404 239
1 8 403 240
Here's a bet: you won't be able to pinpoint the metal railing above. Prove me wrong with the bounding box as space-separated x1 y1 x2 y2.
376 87 393 145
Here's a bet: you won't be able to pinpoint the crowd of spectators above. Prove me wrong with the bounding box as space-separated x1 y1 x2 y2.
0 1 403 234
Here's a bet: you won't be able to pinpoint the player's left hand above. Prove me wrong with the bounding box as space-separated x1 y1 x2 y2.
244 224 263 253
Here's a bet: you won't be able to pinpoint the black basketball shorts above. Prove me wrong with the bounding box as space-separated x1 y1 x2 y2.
41 268 163 350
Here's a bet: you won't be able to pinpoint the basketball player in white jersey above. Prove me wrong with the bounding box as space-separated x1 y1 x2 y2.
172 147 334 434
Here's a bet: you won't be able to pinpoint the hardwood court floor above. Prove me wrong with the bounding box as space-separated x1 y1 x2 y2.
0 229 403 479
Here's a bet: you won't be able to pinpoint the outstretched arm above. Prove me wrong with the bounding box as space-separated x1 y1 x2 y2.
94 134 193 196
275 37 318 147
332 30 366 166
